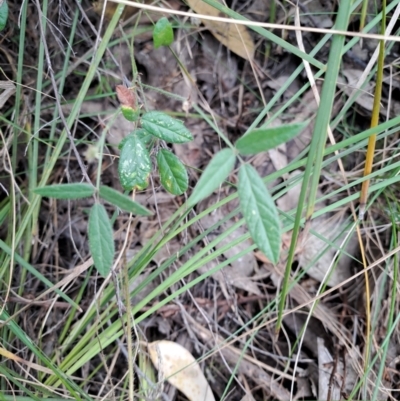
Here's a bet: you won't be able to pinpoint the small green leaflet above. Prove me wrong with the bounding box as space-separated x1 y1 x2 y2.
88 204 115 277
235 121 308 155
156 149 188 195
118 135 151 191
99 186 152 216
121 105 140 122
238 164 281 264
0 0 8 31
188 148 236 206
141 111 193 144
33 183 95 199
153 17 174 48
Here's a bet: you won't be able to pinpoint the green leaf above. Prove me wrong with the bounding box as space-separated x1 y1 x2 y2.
33 183 95 199
0 0 8 31
156 149 188 195
121 105 140 122
88 204 115 277
188 148 236 206
238 164 281 264
153 17 174 48
118 135 151 191
118 130 153 150
99 185 152 216
136 128 154 146
235 121 308 155
141 111 193 143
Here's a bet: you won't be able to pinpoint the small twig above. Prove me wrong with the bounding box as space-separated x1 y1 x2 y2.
5 296 72 309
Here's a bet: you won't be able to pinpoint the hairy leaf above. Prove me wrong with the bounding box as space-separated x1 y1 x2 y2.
33 183 94 199
99 186 152 216
118 135 151 191
141 111 193 143
238 164 281 264
88 204 115 277
157 149 188 195
188 148 236 206
236 121 308 155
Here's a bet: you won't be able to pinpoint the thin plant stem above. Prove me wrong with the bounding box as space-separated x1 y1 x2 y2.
359 2 386 219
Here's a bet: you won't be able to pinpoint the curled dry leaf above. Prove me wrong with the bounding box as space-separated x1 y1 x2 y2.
186 0 255 60
115 85 136 109
148 340 215 401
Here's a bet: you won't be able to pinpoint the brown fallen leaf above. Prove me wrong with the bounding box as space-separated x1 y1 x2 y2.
148 340 215 401
186 0 255 60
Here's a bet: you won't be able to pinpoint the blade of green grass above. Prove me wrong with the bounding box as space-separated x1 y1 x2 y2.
276 0 352 333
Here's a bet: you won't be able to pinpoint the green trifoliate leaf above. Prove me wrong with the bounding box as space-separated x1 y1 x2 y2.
118 135 151 191
33 183 95 199
88 204 115 277
141 111 193 144
238 164 281 264
236 121 308 155
153 17 174 48
156 149 188 195
188 148 236 206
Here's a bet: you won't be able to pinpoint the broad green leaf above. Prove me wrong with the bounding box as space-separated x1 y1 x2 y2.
238 164 281 264
88 204 114 277
153 17 174 48
118 135 151 191
99 185 152 216
0 0 8 31
156 149 188 195
33 183 95 199
141 111 193 143
188 148 236 206
235 121 308 155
